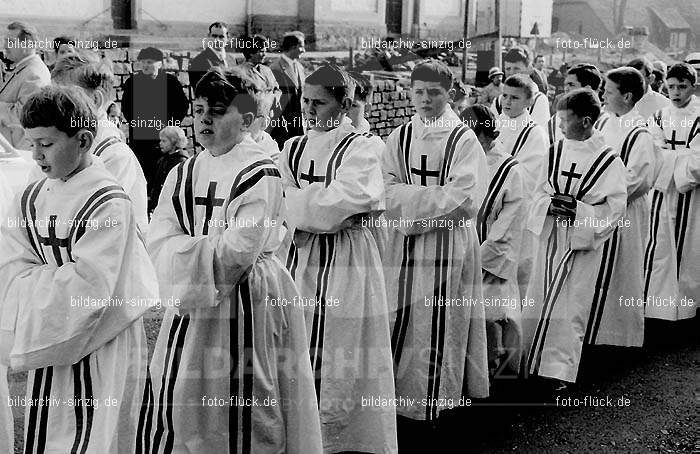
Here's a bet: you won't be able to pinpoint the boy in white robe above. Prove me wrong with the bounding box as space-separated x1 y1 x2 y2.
491 47 550 128
496 74 548 299
462 105 526 377
547 64 603 146
348 71 373 134
382 60 488 449
0 85 156 453
0 168 14 454
587 67 657 347
523 88 627 388
280 65 397 454
645 63 700 322
139 68 322 453
628 57 672 122
49 55 148 228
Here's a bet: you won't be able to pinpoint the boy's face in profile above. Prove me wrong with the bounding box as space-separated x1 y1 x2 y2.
194 97 251 154
302 83 347 131
602 79 629 115
26 126 92 181
411 80 451 122
558 109 591 141
666 77 694 107
348 98 367 125
563 74 582 94
501 85 529 118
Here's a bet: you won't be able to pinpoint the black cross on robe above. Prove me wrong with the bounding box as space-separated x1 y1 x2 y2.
300 160 325 185
37 215 70 266
410 154 440 186
561 162 583 194
665 130 686 150
195 181 225 235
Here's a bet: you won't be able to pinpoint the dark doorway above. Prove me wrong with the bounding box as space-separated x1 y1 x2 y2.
386 0 403 35
112 0 134 29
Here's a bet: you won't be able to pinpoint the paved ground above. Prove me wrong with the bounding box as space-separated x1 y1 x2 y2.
9 316 699 453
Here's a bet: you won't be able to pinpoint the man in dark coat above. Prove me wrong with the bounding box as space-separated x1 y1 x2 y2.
121 46 188 191
270 31 306 147
188 21 232 90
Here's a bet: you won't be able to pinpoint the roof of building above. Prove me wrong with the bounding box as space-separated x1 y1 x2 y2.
647 6 690 30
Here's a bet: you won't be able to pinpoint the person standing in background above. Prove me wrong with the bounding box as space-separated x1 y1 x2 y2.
0 21 50 149
188 21 231 90
121 46 189 193
270 31 306 147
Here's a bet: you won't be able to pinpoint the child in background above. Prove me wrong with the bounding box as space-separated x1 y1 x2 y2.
149 125 189 213
348 70 374 133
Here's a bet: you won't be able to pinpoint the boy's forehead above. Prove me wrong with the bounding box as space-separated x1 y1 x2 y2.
411 80 447 90
194 97 231 108
667 77 691 85
303 83 337 99
502 84 525 95
25 126 65 139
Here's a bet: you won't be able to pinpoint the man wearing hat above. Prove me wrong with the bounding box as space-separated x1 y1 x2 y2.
121 46 189 192
479 66 503 105
685 52 700 97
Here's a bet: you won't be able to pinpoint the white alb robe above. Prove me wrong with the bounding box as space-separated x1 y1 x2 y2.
0 160 156 453
280 120 397 453
0 168 14 454
496 111 548 298
280 118 397 453
383 109 489 421
592 109 656 346
141 137 323 453
523 132 627 383
635 85 671 123
477 143 526 374
644 101 700 320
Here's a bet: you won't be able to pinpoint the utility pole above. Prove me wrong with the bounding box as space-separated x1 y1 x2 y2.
462 0 471 83
495 0 502 69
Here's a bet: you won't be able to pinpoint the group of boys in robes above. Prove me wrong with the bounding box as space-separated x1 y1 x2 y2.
0 41 698 453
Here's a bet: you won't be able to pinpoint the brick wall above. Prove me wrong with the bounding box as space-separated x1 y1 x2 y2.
106 49 413 148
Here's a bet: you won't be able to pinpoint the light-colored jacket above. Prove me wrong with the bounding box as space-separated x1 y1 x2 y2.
0 54 51 148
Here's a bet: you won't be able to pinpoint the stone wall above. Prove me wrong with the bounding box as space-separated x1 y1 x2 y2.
106 49 412 151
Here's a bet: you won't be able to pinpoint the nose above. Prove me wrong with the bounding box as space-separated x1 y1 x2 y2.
31 146 43 162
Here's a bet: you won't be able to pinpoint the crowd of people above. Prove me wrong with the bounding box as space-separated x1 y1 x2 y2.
0 19 698 454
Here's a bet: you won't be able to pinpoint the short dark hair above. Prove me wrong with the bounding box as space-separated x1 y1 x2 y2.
208 22 227 34
194 67 259 116
556 88 601 122
459 104 499 140
7 21 38 42
52 55 116 101
410 59 453 91
606 67 645 104
627 57 653 78
503 46 531 65
305 64 354 104
20 85 97 136
666 62 697 85
504 73 535 99
240 35 269 59
281 31 305 51
567 63 602 90
53 35 75 54
349 71 373 102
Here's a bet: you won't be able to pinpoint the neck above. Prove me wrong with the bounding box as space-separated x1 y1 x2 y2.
284 51 296 60
676 97 692 109
210 136 244 157
576 128 593 141
61 156 92 182
616 105 633 117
